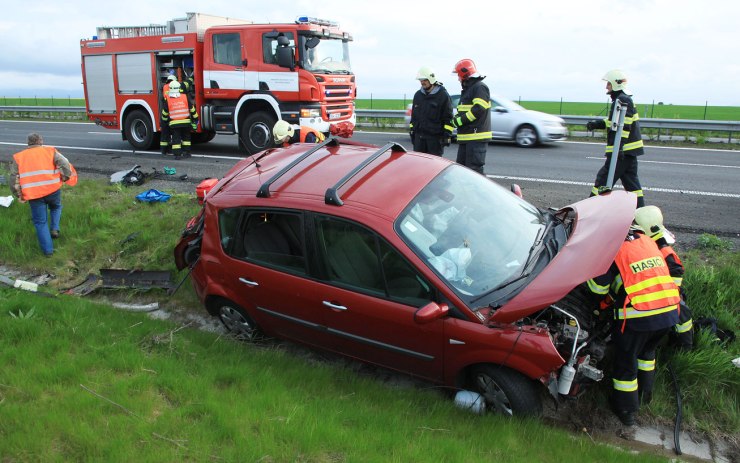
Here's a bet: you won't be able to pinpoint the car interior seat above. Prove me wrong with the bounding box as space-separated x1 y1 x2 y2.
324 226 381 290
244 221 291 258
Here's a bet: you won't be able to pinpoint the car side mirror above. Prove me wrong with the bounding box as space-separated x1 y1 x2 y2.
510 183 523 198
414 302 449 324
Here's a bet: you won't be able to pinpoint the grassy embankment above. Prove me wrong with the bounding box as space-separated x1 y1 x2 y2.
0 172 737 461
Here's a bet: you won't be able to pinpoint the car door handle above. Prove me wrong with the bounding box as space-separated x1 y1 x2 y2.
238 277 259 287
322 301 347 311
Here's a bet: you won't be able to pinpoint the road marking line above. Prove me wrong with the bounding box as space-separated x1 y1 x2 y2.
487 175 740 199
585 156 740 169
0 141 243 160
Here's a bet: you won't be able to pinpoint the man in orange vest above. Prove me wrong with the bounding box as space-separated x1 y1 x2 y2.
162 80 198 159
159 74 178 155
587 224 680 426
272 120 325 147
10 133 76 256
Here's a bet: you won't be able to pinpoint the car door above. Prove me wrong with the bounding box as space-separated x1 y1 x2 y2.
490 97 513 140
312 215 446 382
220 208 334 348
205 31 259 95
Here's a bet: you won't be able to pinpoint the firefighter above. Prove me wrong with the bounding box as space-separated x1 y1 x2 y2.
273 120 325 146
587 225 681 426
160 74 177 155
182 67 196 99
10 133 77 256
587 69 646 207
409 66 454 156
161 81 198 159
449 59 491 174
634 206 694 350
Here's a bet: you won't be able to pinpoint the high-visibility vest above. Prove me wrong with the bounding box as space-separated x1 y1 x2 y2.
660 245 682 267
299 126 325 143
13 146 63 200
165 92 190 121
614 235 680 325
65 164 78 187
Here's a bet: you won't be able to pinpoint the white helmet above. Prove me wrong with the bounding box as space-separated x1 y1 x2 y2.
602 69 632 95
634 206 665 238
167 80 181 97
166 74 177 82
273 120 295 143
416 66 437 85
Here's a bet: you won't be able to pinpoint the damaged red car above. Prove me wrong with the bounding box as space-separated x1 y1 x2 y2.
175 137 635 417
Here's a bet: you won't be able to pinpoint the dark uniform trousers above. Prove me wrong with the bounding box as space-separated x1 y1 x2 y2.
591 153 644 208
456 142 487 174
170 123 191 157
611 325 670 412
414 136 445 156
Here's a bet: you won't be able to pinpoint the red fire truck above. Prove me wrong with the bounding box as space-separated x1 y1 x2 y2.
80 13 356 154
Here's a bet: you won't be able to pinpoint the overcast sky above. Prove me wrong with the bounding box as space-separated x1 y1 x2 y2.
2 0 738 106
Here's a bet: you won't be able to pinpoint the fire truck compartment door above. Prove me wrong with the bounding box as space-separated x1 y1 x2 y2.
84 55 116 113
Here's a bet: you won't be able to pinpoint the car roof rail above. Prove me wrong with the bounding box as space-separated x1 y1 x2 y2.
325 142 407 206
257 136 340 198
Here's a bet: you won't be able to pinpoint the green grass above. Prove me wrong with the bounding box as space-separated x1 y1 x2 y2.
0 171 737 457
0 288 666 462
0 96 85 106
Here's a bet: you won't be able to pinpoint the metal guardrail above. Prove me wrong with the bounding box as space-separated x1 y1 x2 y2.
1 106 738 133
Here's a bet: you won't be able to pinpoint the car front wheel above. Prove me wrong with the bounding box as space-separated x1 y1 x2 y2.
217 301 261 341
470 365 542 417
514 124 538 148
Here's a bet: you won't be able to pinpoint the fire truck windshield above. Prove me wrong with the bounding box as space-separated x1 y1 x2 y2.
302 37 352 74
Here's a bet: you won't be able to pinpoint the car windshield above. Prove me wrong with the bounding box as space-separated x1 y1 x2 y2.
396 165 548 304
301 37 352 74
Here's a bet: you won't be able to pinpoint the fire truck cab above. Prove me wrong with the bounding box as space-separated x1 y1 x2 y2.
80 13 356 154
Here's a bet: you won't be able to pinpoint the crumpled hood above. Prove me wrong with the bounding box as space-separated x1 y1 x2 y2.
488 191 636 324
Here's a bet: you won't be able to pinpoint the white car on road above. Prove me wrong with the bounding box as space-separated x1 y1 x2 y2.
407 93 568 148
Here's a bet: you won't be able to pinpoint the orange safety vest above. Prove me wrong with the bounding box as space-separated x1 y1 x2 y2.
13 146 64 200
299 126 326 143
660 245 682 267
614 234 680 330
165 92 190 121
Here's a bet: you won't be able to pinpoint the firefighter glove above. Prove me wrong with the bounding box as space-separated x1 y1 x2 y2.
451 116 463 128
586 120 597 131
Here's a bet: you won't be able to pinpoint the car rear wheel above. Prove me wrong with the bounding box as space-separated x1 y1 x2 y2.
514 124 538 148
470 365 542 417
217 301 261 341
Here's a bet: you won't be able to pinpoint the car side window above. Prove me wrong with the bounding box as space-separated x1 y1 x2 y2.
221 209 306 274
316 216 433 307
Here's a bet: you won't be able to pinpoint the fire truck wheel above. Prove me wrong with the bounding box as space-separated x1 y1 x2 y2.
124 110 156 150
240 111 277 154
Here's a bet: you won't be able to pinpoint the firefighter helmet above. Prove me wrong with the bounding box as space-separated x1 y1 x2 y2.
634 206 665 238
166 74 178 82
453 59 478 81
416 66 437 85
273 120 295 143
602 69 631 94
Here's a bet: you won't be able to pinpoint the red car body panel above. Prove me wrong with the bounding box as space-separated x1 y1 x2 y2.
488 191 636 324
177 142 635 393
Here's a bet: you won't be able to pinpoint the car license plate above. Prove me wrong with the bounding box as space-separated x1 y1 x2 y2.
329 112 341 120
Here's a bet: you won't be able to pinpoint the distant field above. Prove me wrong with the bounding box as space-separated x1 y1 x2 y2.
356 99 740 121
2 96 738 121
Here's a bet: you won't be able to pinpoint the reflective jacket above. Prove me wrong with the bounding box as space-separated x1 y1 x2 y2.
453 77 492 143
13 146 67 200
410 84 454 137
591 90 644 156
163 91 198 127
614 234 680 329
284 126 325 145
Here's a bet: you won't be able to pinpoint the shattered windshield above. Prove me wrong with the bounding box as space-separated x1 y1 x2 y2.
301 37 352 74
396 165 546 302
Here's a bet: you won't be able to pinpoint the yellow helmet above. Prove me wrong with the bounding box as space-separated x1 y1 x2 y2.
416 66 437 85
634 206 665 239
602 69 631 94
273 120 295 143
